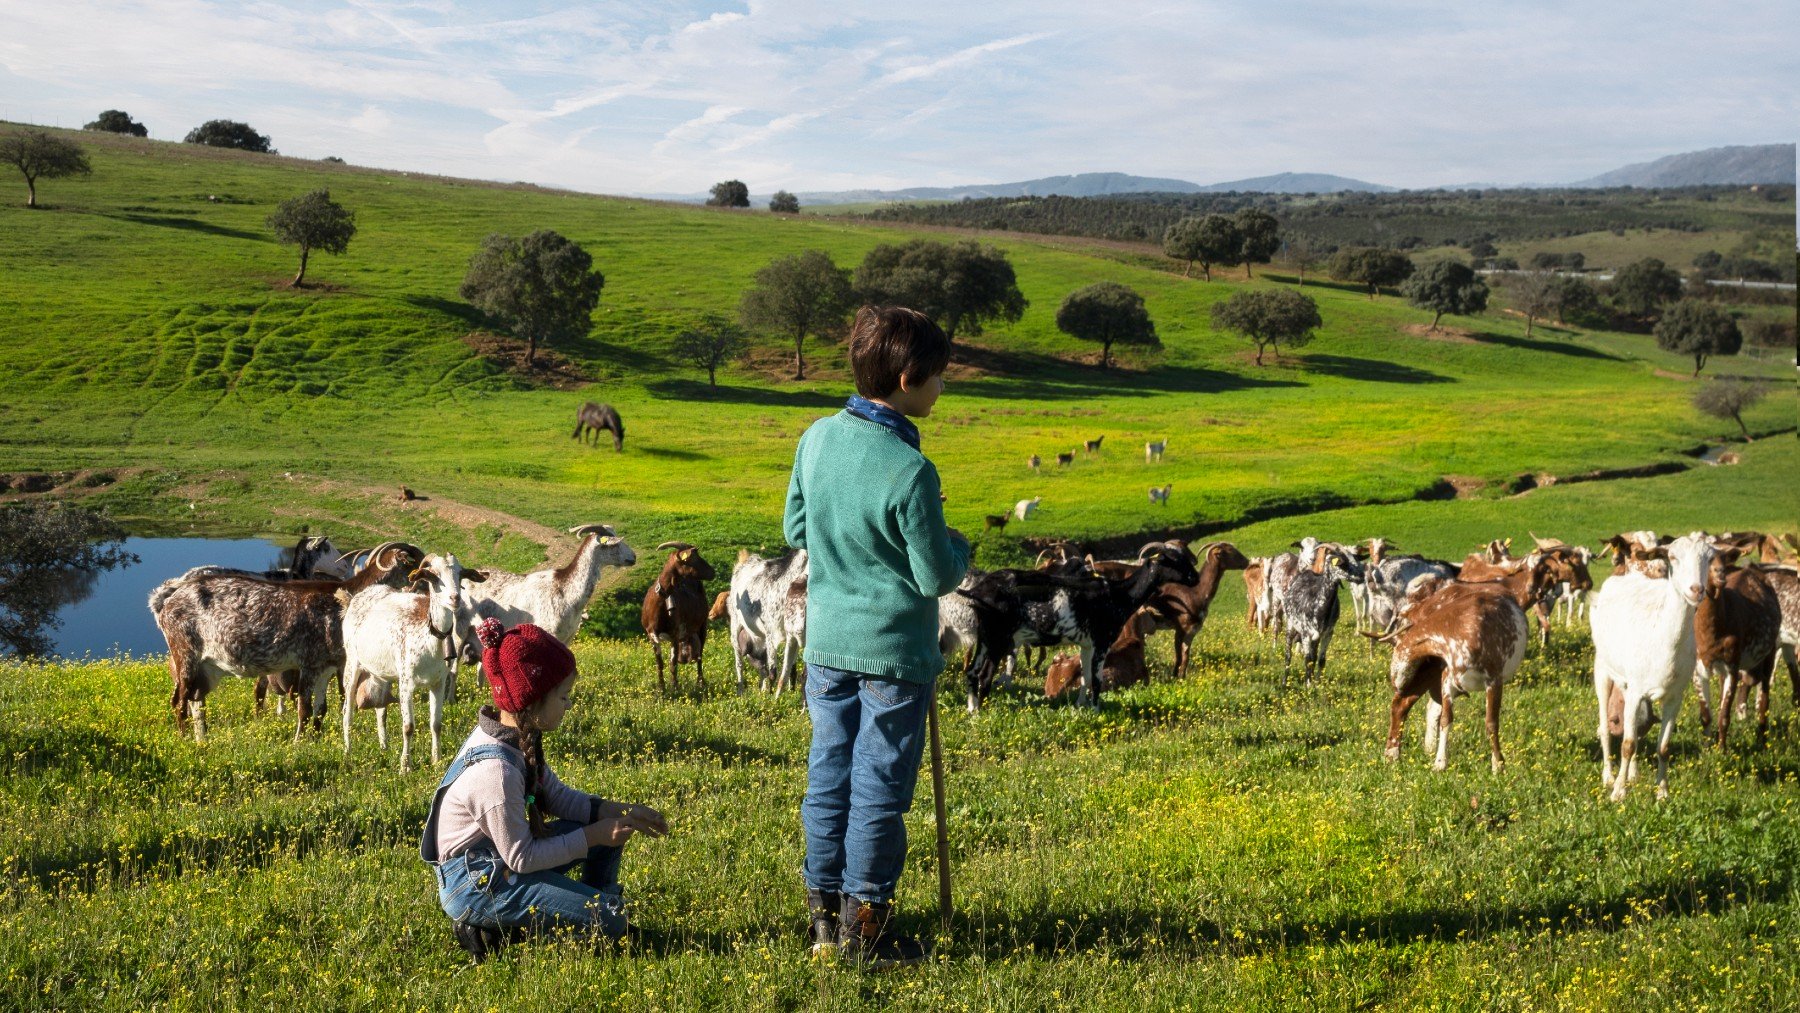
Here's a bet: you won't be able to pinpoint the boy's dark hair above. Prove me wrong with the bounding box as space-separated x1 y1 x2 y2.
848 305 951 398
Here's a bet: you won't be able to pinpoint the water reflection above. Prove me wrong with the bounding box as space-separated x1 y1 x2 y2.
42 537 290 659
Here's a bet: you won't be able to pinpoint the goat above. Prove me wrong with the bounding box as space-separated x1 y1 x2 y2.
724 548 808 696
1279 543 1361 687
463 524 637 644
1753 564 1800 706
1591 532 1717 801
1263 549 1303 635
642 542 716 695
1598 531 1672 578
149 542 421 743
956 545 1200 709
339 553 483 770
572 401 625 451
1027 454 1041 472
1098 610 1158 691
1148 484 1172 506
1243 558 1270 634
1691 547 1782 748
984 514 1009 532
1139 540 1250 679
1368 580 1528 772
1056 451 1075 467
1145 439 1166 463
1084 436 1104 455
1044 653 1082 699
182 534 351 713
1361 542 1461 642
1014 496 1041 522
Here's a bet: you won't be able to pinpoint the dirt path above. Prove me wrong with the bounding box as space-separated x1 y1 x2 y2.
277 473 572 565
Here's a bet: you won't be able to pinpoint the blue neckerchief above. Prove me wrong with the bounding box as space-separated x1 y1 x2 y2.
845 395 920 450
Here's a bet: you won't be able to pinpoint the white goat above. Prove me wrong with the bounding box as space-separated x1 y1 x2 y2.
1013 497 1042 522
340 553 481 770
724 548 808 696
1591 532 1717 802
463 523 637 642
1145 438 1166 463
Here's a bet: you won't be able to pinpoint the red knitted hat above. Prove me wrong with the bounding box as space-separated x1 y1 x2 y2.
476 618 577 713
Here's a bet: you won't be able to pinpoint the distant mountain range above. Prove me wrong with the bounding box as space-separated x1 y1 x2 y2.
1569 143 1794 188
789 170 1389 205
647 143 1796 206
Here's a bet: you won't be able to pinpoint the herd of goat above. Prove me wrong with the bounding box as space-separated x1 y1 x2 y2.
148 523 1799 800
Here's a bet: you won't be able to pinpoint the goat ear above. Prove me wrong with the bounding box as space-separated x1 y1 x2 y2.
1310 547 1326 574
680 548 694 561
463 569 487 583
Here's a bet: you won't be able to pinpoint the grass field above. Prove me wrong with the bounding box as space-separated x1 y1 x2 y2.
4 427 1798 1010
0 125 1789 600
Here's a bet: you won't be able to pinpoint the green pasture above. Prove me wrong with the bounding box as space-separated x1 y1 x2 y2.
4 544 1797 1010
0 126 1789 593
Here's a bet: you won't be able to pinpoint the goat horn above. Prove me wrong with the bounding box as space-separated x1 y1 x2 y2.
570 523 616 537
656 541 693 552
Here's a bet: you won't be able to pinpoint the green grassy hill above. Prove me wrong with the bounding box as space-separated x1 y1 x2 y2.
0 124 1790 588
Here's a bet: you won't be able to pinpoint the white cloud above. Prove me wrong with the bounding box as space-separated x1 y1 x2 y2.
348 104 393 134
1 0 1793 193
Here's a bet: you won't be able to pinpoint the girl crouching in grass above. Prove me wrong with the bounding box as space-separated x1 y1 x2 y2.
421 618 668 961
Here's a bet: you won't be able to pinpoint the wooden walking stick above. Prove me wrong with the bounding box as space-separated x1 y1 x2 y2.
928 681 952 934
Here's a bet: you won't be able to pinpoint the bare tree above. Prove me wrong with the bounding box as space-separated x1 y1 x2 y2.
1508 269 1562 338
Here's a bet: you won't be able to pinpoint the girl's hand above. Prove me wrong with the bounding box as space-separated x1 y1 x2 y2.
585 817 640 848
617 803 669 837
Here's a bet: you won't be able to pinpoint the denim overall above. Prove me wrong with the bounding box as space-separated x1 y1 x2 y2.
421 743 627 938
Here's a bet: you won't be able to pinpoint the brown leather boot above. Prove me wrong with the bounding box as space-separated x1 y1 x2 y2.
836 896 926 970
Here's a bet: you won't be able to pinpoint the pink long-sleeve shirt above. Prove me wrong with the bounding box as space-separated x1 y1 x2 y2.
434 716 600 874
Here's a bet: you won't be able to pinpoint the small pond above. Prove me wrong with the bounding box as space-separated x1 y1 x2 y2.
43 536 294 660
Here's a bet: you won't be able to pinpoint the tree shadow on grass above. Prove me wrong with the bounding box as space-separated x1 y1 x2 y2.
950 344 1304 401
633 446 713 461
1470 331 1625 361
645 378 840 409
105 212 268 243
578 729 790 768
402 293 483 327
1295 354 1455 384
960 870 1790 963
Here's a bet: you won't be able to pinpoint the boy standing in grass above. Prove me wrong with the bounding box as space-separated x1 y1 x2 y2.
783 305 971 969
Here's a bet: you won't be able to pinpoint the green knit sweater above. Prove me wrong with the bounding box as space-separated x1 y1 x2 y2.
783 410 970 683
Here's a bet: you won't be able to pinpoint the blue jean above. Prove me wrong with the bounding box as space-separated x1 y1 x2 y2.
802 662 932 903
434 820 627 939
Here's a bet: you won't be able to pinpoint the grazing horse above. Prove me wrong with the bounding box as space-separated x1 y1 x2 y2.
572 402 625 451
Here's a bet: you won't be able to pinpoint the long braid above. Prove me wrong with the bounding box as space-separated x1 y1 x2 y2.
514 709 552 839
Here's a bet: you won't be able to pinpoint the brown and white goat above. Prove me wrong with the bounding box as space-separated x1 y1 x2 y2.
1753 564 1800 706
642 541 716 695
149 542 421 743
1368 580 1528 773
1692 548 1782 748
1139 540 1250 679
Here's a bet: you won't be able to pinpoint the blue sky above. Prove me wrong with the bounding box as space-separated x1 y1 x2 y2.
3 1 1794 195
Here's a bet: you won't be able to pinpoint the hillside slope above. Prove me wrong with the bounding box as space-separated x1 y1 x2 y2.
1575 143 1796 187
0 126 1786 574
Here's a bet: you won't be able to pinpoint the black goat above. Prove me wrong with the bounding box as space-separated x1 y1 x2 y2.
956 545 1200 709
1280 543 1362 688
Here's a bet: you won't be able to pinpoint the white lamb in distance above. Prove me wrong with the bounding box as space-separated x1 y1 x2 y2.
1591 531 1717 802
1013 497 1041 522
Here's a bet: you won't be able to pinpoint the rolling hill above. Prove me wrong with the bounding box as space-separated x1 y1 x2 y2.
1572 143 1796 188
0 124 1787 592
